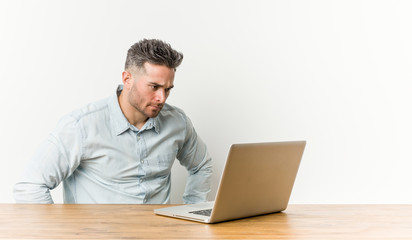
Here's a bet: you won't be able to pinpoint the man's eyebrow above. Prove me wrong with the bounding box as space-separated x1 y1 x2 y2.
148 82 174 89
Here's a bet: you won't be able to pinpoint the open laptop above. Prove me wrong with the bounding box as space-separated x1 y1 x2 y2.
154 140 306 223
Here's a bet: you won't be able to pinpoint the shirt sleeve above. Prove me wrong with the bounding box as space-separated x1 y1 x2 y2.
176 115 213 204
13 115 83 203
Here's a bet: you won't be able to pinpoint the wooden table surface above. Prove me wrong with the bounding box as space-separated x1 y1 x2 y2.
0 204 411 239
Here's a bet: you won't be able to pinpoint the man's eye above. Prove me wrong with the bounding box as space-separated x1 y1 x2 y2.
151 85 158 90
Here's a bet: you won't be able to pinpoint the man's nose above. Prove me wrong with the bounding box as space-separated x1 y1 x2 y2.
155 90 167 103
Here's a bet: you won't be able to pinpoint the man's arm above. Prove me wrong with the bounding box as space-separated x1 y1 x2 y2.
177 116 213 204
13 116 82 203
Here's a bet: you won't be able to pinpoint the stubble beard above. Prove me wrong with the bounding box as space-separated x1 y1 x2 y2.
128 93 163 120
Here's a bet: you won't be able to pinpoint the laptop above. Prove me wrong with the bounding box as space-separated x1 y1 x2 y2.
154 141 306 223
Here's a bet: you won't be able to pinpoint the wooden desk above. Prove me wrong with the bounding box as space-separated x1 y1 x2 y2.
0 204 411 239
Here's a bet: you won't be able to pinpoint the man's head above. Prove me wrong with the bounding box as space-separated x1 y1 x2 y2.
120 39 184 127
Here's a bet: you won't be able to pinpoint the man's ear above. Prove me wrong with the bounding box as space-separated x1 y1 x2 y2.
122 71 133 90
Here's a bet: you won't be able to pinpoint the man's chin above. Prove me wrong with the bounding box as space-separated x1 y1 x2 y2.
146 110 161 118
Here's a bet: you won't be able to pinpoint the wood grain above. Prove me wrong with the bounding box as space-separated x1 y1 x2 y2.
0 204 411 239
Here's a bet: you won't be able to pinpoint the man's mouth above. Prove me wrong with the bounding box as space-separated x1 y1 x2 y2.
150 105 163 111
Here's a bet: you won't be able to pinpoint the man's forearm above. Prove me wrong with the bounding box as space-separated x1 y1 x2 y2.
182 158 213 204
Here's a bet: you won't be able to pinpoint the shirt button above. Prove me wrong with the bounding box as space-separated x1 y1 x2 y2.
140 159 144 164
139 179 144 183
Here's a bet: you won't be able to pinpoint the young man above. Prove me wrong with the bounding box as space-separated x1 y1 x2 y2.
13 39 213 204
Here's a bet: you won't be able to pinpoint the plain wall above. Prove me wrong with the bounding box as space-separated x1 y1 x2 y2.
1 0 411 204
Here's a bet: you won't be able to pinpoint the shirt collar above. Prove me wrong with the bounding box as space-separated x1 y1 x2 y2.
109 85 160 135
140 117 160 134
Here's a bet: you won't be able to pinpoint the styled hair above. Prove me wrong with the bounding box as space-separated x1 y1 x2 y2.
125 39 184 71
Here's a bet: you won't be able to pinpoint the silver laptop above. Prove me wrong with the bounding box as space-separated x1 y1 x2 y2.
154 141 306 223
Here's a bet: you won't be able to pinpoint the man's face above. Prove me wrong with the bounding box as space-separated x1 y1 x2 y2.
126 62 175 119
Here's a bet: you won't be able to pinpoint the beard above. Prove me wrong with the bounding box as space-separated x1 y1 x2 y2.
128 86 164 119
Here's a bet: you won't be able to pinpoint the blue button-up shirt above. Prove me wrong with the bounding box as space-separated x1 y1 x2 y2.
13 85 213 204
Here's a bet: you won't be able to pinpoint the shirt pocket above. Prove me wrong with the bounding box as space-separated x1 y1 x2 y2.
147 151 177 177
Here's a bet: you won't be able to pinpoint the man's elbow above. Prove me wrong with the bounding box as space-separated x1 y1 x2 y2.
13 182 54 204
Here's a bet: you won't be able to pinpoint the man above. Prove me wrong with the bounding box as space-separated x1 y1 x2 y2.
13 39 213 204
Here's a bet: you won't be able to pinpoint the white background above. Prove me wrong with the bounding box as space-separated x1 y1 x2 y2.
1 0 411 204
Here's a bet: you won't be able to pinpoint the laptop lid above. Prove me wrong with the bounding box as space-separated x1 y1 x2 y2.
209 141 306 223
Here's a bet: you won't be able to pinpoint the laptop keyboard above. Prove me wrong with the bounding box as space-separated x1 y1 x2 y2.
189 209 212 217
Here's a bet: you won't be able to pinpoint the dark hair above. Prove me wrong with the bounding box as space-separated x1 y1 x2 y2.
125 39 184 71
